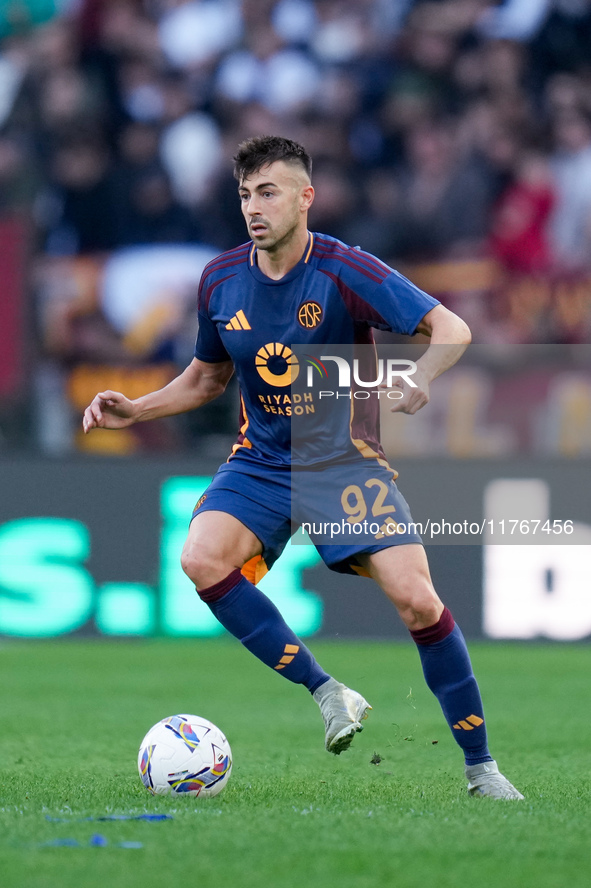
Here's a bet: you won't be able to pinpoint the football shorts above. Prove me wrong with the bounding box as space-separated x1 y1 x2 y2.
191 452 421 580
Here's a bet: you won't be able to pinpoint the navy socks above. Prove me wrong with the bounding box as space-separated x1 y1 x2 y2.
411 608 493 766
199 573 492 765
198 569 330 693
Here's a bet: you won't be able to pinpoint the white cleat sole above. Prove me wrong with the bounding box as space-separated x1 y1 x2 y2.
326 696 372 755
314 679 372 755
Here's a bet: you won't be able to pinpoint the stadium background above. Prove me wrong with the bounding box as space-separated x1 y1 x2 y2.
1 0 591 642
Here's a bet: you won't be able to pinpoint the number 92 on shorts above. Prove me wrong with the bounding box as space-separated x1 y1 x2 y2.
291 459 422 571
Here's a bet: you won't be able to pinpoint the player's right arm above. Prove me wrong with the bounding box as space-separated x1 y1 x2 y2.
82 357 234 434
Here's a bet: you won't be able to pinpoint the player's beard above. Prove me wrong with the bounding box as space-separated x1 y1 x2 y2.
249 217 299 254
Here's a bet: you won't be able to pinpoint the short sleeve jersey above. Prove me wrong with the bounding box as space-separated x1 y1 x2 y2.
194 232 439 466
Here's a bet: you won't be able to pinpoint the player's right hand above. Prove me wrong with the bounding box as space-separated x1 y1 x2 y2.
82 390 137 434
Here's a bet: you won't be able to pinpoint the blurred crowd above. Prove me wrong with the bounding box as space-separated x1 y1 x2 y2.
1 0 591 453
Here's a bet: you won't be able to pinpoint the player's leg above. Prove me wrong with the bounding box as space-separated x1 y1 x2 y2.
181 508 261 586
361 544 492 764
183 503 370 753
359 544 523 799
181 508 330 692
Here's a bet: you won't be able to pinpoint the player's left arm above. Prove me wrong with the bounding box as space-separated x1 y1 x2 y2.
391 304 471 415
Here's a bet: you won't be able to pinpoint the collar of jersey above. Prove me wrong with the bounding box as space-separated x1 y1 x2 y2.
247 232 314 286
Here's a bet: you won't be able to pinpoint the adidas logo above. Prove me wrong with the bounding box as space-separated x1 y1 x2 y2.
453 714 484 731
225 310 251 330
274 644 299 670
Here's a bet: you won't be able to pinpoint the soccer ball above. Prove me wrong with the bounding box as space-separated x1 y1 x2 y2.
138 714 232 798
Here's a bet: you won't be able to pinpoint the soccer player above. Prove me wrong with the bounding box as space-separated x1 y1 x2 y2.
83 135 523 800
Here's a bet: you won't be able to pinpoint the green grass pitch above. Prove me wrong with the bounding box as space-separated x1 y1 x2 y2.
0 638 589 888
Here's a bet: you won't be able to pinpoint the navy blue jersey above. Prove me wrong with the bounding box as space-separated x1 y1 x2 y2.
194 232 438 466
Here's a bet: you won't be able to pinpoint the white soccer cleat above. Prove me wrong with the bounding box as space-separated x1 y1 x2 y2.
465 760 524 800
313 678 372 755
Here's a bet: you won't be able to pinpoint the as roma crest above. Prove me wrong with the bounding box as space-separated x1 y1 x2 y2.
297 301 323 328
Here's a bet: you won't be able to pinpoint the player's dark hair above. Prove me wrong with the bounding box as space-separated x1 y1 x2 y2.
233 135 312 182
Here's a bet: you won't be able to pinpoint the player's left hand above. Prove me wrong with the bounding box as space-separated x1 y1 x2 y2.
387 367 430 415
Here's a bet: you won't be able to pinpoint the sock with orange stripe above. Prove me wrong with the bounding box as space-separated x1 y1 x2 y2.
411 608 493 766
198 569 330 693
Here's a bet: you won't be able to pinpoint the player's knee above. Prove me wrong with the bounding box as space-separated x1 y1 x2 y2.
388 575 442 629
179 545 201 583
180 544 224 590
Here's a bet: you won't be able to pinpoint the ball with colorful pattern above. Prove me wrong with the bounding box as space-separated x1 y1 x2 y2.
138 714 232 798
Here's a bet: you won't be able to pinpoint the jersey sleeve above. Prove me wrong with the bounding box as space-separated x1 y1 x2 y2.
193 273 231 363
374 268 440 335
335 246 440 335
194 309 231 363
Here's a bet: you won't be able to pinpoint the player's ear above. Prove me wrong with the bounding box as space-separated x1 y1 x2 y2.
300 184 314 212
